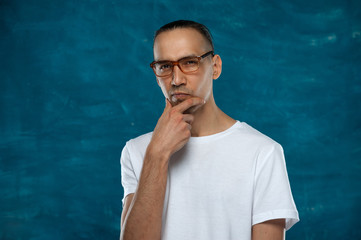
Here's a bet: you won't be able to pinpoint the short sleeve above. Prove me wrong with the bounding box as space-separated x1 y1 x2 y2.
252 143 299 230
120 142 138 207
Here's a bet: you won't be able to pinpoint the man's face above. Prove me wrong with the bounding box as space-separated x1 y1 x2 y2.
153 28 219 109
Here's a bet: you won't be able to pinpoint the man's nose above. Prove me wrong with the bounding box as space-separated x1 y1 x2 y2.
171 65 186 86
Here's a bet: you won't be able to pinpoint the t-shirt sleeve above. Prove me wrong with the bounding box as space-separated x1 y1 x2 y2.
252 142 299 230
120 142 138 207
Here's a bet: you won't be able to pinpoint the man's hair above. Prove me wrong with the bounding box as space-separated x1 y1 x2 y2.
153 20 214 51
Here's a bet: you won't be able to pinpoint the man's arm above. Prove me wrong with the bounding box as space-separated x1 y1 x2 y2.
252 219 285 240
120 98 205 240
120 148 169 240
121 194 134 230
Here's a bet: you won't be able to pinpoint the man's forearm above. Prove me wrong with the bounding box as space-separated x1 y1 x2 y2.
121 148 169 240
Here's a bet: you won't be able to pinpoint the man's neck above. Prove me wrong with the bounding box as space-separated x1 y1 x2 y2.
190 97 236 137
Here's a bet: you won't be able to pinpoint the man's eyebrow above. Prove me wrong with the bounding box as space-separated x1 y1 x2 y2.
155 54 197 62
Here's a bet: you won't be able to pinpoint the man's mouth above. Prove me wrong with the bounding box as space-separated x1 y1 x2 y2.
171 92 191 102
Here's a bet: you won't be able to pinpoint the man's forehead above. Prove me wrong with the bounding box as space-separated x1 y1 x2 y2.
153 28 210 61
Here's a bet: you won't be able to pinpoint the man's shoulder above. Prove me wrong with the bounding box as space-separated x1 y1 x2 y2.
125 131 153 152
235 121 282 149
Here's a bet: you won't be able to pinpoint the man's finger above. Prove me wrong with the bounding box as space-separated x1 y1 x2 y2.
183 114 194 125
174 97 205 113
165 98 172 109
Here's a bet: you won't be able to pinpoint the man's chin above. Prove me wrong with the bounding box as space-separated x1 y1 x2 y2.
170 96 202 113
170 97 186 106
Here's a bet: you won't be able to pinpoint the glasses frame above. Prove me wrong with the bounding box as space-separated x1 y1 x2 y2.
150 51 215 78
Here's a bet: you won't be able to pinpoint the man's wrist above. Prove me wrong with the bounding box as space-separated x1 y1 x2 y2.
146 142 171 164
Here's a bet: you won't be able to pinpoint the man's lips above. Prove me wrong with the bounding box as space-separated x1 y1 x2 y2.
172 92 190 97
171 92 191 101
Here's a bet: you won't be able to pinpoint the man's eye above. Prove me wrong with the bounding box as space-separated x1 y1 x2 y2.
184 59 197 65
159 64 171 70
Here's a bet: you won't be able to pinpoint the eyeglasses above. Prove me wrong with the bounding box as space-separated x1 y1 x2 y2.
150 51 214 77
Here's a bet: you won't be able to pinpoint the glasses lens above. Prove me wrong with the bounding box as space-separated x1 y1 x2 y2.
154 62 172 77
179 57 199 73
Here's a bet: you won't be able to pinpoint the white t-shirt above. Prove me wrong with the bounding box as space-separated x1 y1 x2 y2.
121 121 299 239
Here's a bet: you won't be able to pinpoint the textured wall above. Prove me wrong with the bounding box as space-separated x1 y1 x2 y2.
1 0 360 239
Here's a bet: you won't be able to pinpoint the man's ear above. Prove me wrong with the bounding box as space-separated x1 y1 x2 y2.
212 54 222 80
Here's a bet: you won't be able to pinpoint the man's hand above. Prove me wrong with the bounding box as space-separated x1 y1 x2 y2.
148 97 205 159
120 97 205 240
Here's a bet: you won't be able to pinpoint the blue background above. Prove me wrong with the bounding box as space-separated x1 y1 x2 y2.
1 0 360 239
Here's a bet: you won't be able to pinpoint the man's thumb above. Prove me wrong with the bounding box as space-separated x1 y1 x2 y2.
165 98 172 109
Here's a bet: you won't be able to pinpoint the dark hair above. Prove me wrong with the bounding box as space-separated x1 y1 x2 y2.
154 20 214 51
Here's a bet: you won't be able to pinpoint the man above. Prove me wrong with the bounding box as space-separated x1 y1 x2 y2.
120 20 299 240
